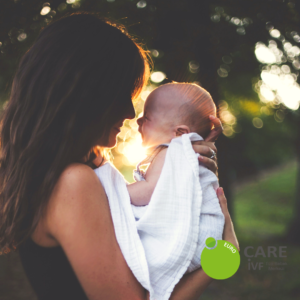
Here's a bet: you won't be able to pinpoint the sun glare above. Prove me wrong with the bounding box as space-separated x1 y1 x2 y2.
119 135 147 165
112 85 157 169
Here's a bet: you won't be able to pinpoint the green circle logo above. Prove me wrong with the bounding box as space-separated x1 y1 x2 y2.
201 237 240 280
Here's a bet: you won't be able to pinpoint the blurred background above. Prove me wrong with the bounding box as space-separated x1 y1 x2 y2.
0 0 299 299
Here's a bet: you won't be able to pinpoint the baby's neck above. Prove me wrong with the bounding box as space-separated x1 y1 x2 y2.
145 137 175 155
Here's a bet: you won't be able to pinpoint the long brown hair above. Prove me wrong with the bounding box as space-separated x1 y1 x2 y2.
0 11 152 253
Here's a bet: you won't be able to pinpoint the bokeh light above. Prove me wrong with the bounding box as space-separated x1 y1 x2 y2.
17 33 27 42
40 6 51 15
236 27 246 35
189 61 199 73
150 71 166 83
270 29 281 38
137 0 147 8
255 43 278 64
254 38 300 110
218 100 237 137
222 56 232 64
151 49 159 57
252 117 263 128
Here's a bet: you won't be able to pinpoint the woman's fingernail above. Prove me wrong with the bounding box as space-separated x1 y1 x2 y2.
209 115 216 119
199 155 204 160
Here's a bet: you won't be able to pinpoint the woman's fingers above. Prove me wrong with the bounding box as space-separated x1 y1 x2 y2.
191 143 218 175
192 142 217 156
191 142 218 175
198 155 218 174
204 116 223 142
216 187 240 252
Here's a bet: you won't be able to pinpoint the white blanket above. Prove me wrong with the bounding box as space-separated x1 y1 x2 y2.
94 132 225 300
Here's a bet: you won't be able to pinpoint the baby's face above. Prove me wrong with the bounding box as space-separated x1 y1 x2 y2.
137 83 215 148
137 89 175 148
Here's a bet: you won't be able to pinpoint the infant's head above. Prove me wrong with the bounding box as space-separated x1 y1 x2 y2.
137 82 216 148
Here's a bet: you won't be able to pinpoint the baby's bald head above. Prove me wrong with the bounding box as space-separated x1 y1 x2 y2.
146 82 216 138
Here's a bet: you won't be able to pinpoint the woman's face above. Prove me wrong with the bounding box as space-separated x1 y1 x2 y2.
106 98 135 148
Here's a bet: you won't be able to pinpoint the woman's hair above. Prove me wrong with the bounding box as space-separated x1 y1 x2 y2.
0 11 152 253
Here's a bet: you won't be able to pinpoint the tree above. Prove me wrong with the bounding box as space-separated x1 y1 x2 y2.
0 0 299 238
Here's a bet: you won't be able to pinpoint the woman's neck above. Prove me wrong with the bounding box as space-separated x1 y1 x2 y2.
92 154 106 168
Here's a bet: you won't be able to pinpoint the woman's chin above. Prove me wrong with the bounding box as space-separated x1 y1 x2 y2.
107 137 118 148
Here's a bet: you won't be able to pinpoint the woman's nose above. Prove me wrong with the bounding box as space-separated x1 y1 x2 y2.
123 102 136 120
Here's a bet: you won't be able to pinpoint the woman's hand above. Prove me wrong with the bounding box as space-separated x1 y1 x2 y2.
192 116 223 175
216 187 240 251
205 115 223 142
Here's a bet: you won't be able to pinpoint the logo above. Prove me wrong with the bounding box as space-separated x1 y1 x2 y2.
244 245 287 271
201 237 240 279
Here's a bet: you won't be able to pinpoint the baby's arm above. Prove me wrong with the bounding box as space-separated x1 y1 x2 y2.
127 148 167 206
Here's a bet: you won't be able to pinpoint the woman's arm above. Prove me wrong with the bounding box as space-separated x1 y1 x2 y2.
168 268 213 300
45 163 148 300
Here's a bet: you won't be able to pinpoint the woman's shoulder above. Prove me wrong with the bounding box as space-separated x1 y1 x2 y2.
59 162 99 183
50 162 104 206
33 163 106 246
45 163 107 235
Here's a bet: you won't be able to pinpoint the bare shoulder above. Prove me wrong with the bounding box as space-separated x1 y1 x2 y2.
48 163 104 210
45 162 107 237
57 162 100 191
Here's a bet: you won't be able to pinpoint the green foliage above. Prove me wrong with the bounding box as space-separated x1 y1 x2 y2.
235 162 297 239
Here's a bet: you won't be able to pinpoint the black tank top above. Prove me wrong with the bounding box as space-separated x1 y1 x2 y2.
19 237 88 300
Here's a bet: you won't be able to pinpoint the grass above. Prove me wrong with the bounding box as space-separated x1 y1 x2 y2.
234 161 298 240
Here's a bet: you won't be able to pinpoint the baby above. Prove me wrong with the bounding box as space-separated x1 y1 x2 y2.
127 82 217 205
124 82 225 299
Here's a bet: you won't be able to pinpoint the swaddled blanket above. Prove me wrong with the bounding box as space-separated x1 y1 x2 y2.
94 132 225 300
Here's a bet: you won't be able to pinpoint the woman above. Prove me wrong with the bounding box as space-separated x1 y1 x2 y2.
0 11 239 300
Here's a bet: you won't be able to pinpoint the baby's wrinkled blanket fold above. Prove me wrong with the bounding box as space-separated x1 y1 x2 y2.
94 132 225 300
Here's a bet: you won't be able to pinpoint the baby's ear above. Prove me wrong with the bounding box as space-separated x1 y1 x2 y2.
175 125 191 136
